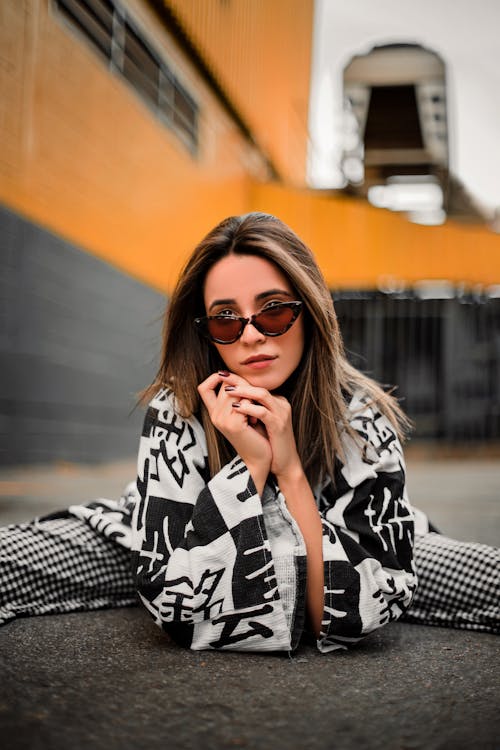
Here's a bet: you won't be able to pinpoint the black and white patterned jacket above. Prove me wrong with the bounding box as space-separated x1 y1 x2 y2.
125 387 417 653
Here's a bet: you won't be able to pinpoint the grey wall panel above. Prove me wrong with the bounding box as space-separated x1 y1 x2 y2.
334 292 500 441
0 204 167 465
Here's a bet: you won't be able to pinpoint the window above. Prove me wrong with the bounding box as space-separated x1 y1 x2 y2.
56 0 114 59
123 22 161 108
54 0 199 153
173 84 198 145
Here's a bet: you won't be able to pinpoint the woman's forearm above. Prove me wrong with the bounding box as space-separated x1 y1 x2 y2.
276 470 324 638
244 460 268 497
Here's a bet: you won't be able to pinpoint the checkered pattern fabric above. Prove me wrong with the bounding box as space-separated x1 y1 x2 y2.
404 532 500 634
0 513 136 626
1 516 498 636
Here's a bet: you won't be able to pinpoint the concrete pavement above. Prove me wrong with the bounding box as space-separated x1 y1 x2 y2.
1 609 498 750
0 454 499 750
0 454 499 544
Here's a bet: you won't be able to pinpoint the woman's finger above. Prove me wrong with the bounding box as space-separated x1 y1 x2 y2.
223 382 275 411
231 400 268 439
231 400 269 423
197 371 230 412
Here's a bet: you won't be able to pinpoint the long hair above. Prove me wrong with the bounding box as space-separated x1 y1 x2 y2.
141 212 411 487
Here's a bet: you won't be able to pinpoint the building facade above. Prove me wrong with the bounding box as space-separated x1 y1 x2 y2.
1 0 499 463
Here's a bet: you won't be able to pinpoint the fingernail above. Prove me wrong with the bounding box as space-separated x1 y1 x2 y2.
224 386 236 392
218 370 230 377
232 402 240 408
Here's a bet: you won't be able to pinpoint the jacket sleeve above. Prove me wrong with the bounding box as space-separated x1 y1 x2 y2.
130 389 295 652
315 393 417 653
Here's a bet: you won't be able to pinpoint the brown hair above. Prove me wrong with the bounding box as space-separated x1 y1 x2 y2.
141 212 411 487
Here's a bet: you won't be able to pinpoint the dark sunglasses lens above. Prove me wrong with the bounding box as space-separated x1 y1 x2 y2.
207 317 242 343
256 305 295 334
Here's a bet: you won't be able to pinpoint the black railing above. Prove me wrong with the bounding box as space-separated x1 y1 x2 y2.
334 291 500 441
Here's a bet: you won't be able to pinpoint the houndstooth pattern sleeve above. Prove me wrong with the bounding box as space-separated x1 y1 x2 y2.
316 392 417 653
130 389 298 652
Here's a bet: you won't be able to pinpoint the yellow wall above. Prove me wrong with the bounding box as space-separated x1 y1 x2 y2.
0 0 264 291
167 0 314 185
2 1 498 294
250 182 500 289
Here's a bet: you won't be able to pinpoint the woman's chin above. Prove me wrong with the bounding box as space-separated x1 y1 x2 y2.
231 363 298 392
244 372 286 391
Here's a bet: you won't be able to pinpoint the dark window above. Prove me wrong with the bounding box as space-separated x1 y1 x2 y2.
53 0 199 153
123 23 160 107
56 0 114 58
173 84 198 143
364 85 423 150
159 70 175 122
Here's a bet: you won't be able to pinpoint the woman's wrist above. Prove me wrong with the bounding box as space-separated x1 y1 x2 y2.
244 461 269 497
276 466 314 511
274 463 306 487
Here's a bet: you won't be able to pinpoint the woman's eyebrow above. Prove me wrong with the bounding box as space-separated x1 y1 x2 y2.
255 288 294 302
208 297 236 312
208 289 293 312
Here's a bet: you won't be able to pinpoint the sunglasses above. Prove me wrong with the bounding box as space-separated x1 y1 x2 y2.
194 301 303 345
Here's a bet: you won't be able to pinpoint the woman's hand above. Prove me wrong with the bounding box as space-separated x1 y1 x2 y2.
206 373 324 636
197 372 272 494
199 371 324 636
230 383 302 481
200 373 303 483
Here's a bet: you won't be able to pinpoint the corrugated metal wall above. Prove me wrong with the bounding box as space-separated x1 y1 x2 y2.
335 292 500 441
1 205 165 464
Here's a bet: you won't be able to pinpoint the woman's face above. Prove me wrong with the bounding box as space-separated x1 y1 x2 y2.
203 254 305 390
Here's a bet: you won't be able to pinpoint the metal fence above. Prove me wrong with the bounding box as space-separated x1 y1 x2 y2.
334 291 500 441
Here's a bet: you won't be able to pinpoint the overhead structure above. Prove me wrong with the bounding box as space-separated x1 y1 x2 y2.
342 43 449 224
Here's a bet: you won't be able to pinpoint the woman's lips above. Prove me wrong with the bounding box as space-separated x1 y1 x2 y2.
242 356 277 369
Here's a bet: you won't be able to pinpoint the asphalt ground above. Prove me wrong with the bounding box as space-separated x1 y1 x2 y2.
1 454 499 750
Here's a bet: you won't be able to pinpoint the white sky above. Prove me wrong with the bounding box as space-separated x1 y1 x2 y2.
308 0 500 211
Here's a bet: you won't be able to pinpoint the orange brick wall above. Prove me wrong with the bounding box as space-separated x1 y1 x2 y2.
0 0 264 291
167 0 314 185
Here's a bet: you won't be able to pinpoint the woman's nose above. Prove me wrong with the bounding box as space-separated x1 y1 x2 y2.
239 318 266 344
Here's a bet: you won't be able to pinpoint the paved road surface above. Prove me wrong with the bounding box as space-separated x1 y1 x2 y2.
1 456 498 749
1 456 498 546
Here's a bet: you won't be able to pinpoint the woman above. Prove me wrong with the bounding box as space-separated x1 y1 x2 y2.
1 213 498 651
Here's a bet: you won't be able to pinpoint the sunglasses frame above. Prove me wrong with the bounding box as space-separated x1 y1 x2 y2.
194 300 303 345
